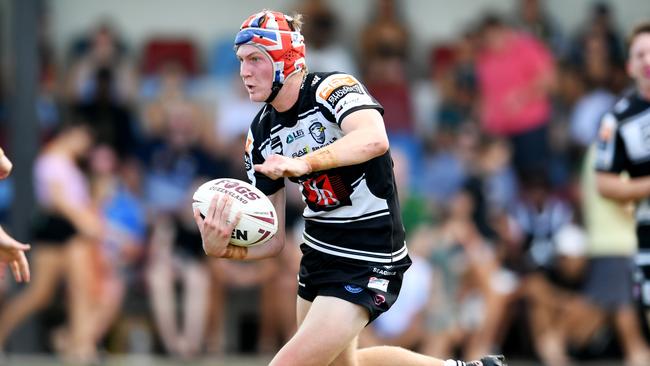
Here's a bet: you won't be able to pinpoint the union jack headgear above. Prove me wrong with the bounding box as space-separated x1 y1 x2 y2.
235 10 306 103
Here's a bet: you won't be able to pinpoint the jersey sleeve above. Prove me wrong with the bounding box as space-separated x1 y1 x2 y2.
594 113 626 174
244 128 285 195
314 73 383 126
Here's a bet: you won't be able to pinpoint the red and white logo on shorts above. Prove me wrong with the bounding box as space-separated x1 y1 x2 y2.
373 294 386 306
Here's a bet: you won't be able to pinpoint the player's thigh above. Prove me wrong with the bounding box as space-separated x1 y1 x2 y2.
271 295 369 366
296 295 312 327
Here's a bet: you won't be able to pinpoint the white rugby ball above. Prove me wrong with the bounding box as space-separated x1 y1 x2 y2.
192 178 278 247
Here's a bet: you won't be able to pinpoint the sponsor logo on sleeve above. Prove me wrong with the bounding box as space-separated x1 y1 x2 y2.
318 75 364 109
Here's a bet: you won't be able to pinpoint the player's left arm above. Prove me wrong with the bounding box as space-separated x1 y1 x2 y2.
254 109 388 179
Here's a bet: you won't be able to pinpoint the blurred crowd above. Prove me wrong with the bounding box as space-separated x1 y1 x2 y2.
0 0 649 365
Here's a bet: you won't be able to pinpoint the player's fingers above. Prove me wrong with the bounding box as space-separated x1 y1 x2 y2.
255 164 279 179
254 161 274 174
0 155 12 179
18 253 30 282
220 195 234 225
206 193 221 222
214 194 229 222
193 208 204 234
7 237 30 251
10 260 21 282
228 211 242 230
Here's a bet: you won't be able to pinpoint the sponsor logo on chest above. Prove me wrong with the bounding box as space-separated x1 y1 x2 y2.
286 129 306 144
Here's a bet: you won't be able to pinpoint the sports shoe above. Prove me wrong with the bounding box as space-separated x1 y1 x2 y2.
467 355 507 366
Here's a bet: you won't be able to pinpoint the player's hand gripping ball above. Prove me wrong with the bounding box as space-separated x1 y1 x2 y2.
193 178 278 247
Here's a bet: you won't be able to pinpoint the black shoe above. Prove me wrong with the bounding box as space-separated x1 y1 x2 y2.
467 355 507 366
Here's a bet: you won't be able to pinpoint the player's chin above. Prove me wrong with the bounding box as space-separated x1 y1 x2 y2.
249 91 270 103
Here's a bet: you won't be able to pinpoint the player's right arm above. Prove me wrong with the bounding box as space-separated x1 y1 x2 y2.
194 188 286 261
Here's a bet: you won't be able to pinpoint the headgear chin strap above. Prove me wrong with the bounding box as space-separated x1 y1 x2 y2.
266 81 283 103
234 10 306 103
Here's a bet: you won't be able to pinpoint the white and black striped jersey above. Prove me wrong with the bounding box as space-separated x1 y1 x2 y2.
595 89 650 249
244 72 407 263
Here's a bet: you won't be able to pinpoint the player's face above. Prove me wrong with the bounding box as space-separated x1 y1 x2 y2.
237 45 273 102
628 33 650 91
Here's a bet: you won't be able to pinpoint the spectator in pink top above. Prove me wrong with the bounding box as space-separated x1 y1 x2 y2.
475 15 556 177
0 122 103 364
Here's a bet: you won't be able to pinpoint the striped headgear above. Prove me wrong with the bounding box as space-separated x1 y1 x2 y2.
235 10 306 103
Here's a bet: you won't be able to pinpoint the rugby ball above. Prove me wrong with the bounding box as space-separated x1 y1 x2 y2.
192 178 278 247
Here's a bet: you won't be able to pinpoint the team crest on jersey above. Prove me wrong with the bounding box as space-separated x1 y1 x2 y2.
309 122 326 144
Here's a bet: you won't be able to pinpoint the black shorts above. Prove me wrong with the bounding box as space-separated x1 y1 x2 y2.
297 244 412 323
31 212 76 245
